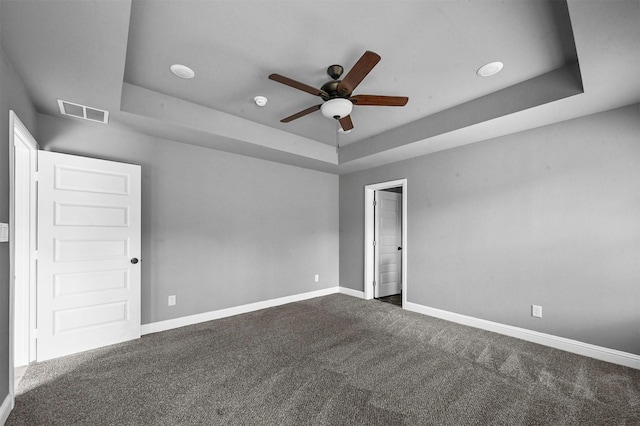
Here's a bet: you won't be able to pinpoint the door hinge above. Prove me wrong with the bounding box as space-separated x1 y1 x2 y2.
33 171 40 181
33 250 38 260
373 200 377 207
373 240 376 247
373 280 376 288
33 329 38 339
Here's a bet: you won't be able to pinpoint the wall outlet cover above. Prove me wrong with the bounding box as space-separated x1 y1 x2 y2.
532 305 542 318
0 223 8 242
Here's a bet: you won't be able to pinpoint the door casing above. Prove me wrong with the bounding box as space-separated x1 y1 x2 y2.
364 179 407 304
9 110 38 396
374 190 402 298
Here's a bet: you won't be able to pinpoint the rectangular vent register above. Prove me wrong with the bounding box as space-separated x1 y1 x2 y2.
57 99 109 124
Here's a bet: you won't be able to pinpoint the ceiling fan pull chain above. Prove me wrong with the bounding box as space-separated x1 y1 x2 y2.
336 119 340 153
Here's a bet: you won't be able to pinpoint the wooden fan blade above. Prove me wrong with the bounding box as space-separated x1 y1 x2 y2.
337 51 381 96
280 104 321 123
269 74 328 97
351 95 409 106
338 115 354 131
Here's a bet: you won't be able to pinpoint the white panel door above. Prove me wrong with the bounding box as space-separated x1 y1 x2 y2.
37 151 141 361
375 191 402 298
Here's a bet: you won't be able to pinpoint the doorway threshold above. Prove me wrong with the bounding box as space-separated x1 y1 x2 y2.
376 293 402 307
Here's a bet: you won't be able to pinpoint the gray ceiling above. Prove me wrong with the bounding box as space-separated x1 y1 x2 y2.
1 0 639 174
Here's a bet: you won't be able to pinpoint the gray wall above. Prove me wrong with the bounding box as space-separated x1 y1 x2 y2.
38 114 339 324
0 47 38 401
340 104 640 355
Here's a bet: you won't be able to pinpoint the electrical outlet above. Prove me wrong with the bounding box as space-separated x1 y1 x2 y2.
168 295 176 306
314 274 319 282
0 223 8 243
531 304 542 318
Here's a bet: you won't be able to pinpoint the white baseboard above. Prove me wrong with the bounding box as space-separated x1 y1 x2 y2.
338 287 365 299
404 302 640 370
0 393 13 425
141 290 638 370
142 287 342 335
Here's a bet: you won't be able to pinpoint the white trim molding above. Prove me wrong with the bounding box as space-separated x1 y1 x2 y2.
0 394 13 425
8 110 39 412
364 179 408 302
142 287 341 335
338 287 365 299
404 301 640 370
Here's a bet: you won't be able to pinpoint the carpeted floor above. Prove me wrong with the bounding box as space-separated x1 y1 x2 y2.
8 294 640 425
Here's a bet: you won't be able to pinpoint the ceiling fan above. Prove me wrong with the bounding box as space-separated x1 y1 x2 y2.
269 51 408 131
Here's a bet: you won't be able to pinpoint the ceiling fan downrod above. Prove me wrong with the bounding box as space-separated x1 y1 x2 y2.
321 65 347 100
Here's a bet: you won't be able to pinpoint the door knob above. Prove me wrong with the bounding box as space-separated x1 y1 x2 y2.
131 258 139 264
397 247 402 250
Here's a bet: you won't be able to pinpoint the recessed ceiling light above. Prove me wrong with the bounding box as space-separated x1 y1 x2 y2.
170 64 195 79
254 96 268 107
476 62 503 77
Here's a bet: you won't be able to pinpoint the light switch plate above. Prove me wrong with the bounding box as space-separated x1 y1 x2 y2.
0 223 8 242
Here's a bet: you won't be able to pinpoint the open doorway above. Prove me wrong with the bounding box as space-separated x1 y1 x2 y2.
9 111 38 393
364 179 407 307
375 187 403 306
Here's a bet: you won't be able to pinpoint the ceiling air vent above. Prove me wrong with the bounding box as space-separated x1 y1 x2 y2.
57 99 109 124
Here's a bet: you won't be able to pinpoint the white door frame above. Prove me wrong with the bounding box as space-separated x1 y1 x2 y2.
364 179 407 304
9 110 38 396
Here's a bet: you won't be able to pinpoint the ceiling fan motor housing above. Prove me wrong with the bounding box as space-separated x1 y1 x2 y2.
320 80 343 100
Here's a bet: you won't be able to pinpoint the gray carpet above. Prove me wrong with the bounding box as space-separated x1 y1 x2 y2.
8 294 640 425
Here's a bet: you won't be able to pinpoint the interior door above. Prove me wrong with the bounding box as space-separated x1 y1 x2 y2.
36 150 141 361
375 190 402 298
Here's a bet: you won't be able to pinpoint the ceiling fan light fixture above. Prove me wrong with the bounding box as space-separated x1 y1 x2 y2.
321 98 353 119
